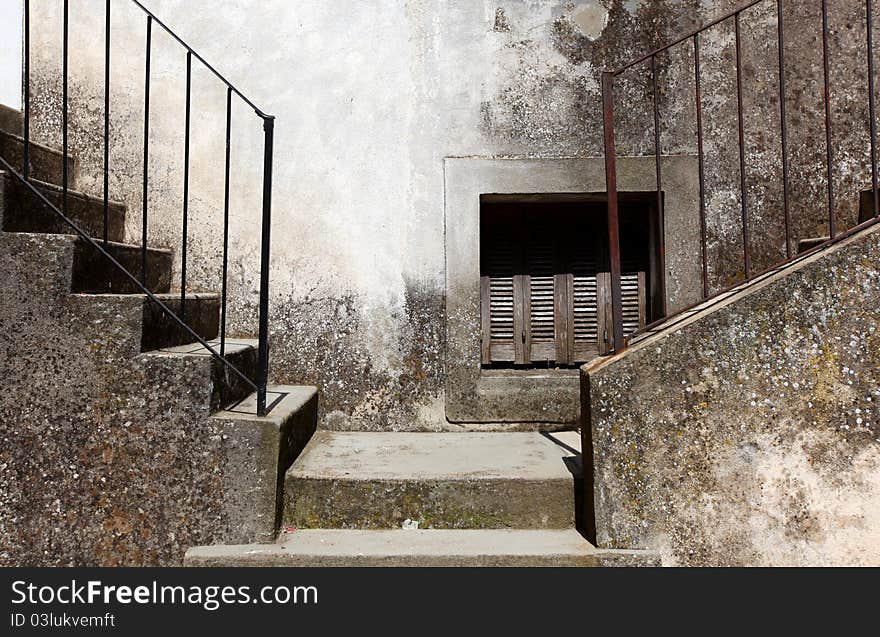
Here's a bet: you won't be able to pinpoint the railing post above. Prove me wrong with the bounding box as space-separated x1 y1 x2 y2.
256 115 275 417
601 71 624 354
23 0 30 180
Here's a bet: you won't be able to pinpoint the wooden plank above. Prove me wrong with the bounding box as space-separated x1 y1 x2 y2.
597 271 610 355
554 272 572 365
480 275 491 364
513 273 528 365
638 271 647 329
489 343 516 362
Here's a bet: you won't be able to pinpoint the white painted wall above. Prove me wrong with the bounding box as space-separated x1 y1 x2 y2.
1 0 22 108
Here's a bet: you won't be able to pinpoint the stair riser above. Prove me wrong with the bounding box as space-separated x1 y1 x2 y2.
211 346 259 412
284 478 577 530
141 297 220 352
0 131 76 188
72 241 172 294
0 174 125 242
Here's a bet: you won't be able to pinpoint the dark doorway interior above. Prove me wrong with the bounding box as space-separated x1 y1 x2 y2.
480 193 664 368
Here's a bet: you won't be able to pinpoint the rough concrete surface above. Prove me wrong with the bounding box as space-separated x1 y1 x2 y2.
284 431 580 529
583 222 880 566
184 529 660 567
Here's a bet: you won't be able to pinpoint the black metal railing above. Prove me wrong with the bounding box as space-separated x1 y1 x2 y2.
14 0 276 415
601 0 880 353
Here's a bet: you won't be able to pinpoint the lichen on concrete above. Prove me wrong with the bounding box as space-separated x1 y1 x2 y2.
583 223 880 566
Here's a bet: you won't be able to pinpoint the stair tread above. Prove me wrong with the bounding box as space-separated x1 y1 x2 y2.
289 431 581 481
142 337 256 357
17 175 125 209
202 529 595 557
184 529 660 566
78 237 172 255
0 129 68 157
215 384 318 420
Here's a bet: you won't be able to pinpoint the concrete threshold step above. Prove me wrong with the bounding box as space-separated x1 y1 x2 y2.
0 171 126 242
185 529 660 567
0 129 76 188
284 431 582 530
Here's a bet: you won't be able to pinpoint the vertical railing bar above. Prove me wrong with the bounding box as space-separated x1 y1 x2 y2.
601 72 624 354
23 0 30 180
62 0 69 216
694 34 709 299
822 0 836 237
651 53 667 315
256 116 275 417
220 87 232 358
103 0 110 246
181 51 192 320
142 16 152 287
776 0 792 259
735 12 751 280
867 0 879 219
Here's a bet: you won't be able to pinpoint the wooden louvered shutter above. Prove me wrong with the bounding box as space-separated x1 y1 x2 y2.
481 207 648 365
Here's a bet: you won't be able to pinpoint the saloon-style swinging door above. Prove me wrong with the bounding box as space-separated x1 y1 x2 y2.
480 198 657 367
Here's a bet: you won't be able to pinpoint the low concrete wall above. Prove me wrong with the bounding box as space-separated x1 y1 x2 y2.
583 223 880 566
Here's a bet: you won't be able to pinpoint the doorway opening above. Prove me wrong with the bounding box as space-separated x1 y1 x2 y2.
480 193 665 368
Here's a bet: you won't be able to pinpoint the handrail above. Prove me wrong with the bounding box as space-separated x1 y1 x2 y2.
600 0 880 353
127 0 272 119
19 0 275 415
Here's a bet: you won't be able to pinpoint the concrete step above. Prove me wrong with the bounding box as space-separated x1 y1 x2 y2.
284 431 581 530
0 129 76 188
140 338 259 412
184 529 660 567
0 105 23 135
211 385 319 543
72 238 172 294
0 171 126 242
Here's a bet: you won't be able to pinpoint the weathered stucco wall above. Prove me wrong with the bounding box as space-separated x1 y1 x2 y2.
18 0 710 429
583 223 880 566
16 0 880 429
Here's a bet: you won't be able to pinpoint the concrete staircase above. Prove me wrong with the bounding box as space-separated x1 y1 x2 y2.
0 103 317 548
1 103 657 566
185 430 659 566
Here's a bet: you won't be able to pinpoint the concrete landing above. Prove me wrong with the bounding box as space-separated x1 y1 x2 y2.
284 431 582 530
185 529 659 567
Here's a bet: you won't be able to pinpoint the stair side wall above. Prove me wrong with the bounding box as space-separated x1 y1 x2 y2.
583 224 880 566
0 233 284 565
